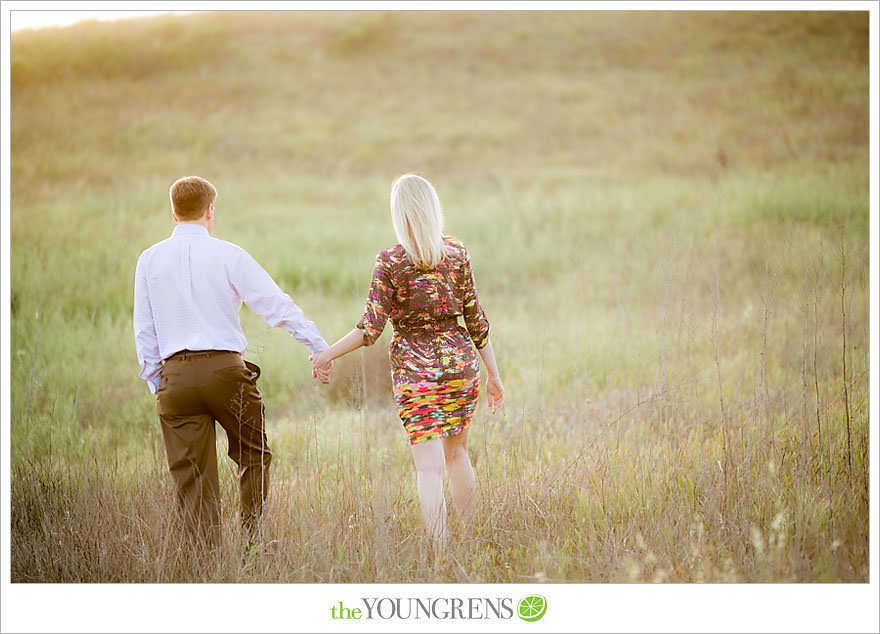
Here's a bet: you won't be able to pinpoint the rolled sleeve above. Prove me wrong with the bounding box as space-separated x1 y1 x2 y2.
140 361 161 394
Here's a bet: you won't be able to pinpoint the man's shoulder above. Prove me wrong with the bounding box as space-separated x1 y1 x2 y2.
137 236 172 261
209 235 249 255
139 234 248 258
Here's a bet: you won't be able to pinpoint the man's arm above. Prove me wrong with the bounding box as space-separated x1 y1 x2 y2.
133 255 162 393
230 249 329 354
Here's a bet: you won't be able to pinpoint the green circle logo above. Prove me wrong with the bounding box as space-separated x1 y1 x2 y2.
517 594 547 622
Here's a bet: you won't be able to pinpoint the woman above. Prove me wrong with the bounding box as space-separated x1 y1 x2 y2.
310 174 504 550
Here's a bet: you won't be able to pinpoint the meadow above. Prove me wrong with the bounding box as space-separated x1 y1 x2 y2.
8 11 870 583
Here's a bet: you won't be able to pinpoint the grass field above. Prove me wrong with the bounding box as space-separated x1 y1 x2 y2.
8 10 870 583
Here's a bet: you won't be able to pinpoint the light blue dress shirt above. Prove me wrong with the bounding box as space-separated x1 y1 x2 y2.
133 224 328 393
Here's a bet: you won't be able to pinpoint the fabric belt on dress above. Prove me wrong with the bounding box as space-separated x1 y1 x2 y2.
392 317 461 333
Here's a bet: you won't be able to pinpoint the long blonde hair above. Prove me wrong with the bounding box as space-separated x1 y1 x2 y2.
390 174 446 269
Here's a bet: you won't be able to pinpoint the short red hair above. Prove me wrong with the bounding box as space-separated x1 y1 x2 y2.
169 176 217 221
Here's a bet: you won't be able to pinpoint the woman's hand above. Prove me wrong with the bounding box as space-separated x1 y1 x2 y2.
309 329 368 385
309 350 333 384
486 374 504 413
476 338 504 413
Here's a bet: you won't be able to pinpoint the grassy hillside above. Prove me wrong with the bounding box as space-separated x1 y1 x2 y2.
9 11 870 584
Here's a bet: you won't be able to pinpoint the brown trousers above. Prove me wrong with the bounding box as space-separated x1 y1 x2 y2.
156 350 271 547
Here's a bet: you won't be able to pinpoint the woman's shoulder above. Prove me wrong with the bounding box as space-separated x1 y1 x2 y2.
442 235 468 259
377 243 407 265
376 239 468 269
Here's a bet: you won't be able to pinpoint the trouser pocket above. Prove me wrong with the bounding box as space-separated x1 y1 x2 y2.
243 360 261 382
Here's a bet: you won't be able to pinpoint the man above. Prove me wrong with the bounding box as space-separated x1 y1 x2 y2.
133 175 331 549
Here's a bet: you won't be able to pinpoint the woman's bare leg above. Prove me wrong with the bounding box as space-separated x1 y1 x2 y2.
442 429 475 524
410 439 448 550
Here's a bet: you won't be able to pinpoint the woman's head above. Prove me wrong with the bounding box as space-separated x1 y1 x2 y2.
390 174 446 269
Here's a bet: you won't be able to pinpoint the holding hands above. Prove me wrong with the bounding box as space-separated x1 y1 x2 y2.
309 329 505 419
310 350 334 384
309 328 371 385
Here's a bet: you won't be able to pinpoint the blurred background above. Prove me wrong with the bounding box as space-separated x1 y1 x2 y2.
8 10 871 585
10 9 196 31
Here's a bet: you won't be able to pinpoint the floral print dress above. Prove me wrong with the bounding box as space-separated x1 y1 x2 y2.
357 236 490 444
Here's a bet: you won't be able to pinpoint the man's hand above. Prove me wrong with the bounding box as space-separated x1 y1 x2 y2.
309 351 333 385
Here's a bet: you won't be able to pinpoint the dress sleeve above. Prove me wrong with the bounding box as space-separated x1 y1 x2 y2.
356 251 394 346
461 248 490 349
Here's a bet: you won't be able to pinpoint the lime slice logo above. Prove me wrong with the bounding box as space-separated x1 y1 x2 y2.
517 594 547 622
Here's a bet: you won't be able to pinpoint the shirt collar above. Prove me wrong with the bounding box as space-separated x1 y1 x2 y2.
171 224 210 238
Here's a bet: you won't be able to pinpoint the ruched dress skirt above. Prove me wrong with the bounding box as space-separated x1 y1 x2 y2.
390 320 480 444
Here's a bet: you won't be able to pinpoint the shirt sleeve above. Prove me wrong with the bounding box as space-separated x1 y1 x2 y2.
461 248 490 349
356 251 394 346
133 254 162 394
230 249 329 354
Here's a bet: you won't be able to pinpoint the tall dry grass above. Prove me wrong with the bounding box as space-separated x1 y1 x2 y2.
8 10 870 583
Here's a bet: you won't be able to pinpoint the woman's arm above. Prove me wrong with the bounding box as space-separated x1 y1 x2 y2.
312 251 394 384
478 337 504 413
459 247 502 411
310 328 365 383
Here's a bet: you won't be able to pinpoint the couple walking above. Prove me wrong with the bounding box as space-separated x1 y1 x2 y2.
133 174 504 553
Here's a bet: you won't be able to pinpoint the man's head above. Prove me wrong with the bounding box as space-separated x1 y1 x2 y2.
169 176 217 222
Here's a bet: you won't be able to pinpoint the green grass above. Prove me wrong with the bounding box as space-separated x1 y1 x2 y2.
9 10 870 583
